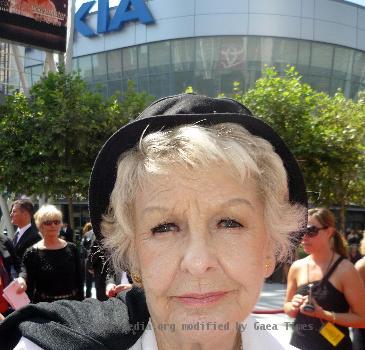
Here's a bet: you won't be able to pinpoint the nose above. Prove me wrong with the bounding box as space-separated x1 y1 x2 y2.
180 232 218 276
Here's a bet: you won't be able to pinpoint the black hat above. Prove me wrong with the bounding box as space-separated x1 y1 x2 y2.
89 94 307 241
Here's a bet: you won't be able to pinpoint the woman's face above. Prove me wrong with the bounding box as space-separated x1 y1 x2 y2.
301 215 332 254
133 164 274 345
40 218 62 238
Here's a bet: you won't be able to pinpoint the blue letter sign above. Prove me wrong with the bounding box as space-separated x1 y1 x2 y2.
75 0 154 37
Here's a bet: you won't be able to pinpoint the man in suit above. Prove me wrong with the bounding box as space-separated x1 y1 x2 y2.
10 199 41 274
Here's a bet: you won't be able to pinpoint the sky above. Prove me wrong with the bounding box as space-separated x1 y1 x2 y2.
345 0 365 6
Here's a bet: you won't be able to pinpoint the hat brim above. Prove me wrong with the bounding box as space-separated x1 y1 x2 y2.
89 113 307 241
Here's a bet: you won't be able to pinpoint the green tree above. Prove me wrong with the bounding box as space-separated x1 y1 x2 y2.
0 68 153 228
312 92 365 230
228 66 365 231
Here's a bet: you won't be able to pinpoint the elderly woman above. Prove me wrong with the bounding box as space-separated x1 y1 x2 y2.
16 204 84 303
0 94 307 349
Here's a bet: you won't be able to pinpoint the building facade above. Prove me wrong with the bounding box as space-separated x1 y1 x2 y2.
24 0 365 99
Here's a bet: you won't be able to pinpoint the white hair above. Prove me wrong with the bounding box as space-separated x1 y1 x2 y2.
102 123 305 273
34 204 62 230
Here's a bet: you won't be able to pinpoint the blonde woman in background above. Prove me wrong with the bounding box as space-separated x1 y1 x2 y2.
16 205 84 303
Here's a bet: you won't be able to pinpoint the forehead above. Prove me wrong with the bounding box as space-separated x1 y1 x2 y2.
11 204 23 212
135 165 261 212
308 216 322 227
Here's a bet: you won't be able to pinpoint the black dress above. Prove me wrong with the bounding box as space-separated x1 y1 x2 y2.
290 257 352 350
20 243 84 303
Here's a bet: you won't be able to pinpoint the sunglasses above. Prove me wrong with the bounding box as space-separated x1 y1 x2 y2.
43 220 61 226
300 225 328 238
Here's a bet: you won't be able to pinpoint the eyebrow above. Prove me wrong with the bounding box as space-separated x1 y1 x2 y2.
140 197 254 218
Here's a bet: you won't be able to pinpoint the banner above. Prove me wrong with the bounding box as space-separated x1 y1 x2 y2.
0 0 67 52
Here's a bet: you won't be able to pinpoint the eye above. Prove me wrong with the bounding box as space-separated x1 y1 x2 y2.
217 218 243 229
151 222 179 235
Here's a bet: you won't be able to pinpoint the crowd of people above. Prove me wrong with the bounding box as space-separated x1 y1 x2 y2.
0 94 364 350
0 198 131 318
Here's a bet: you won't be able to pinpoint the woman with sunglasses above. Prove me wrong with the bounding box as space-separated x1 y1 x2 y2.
284 207 365 350
15 204 84 303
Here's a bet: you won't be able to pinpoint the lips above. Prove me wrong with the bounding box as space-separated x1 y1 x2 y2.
175 291 228 306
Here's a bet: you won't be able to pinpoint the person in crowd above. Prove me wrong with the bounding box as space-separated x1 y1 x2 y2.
15 204 84 303
349 244 362 264
59 223 74 243
284 207 365 350
10 199 41 274
0 94 308 349
346 229 361 246
0 232 17 316
80 222 95 298
0 232 16 283
354 238 365 350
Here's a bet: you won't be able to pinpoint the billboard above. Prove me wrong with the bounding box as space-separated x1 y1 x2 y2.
0 0 68 52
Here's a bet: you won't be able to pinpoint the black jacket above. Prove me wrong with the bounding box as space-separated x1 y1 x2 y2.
0 288 149 350
14 225 42 273
0 233 16 279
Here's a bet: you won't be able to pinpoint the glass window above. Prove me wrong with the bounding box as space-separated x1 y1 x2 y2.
333 47 353 80
352 51 365 84
330 78 346 95
171 71 194 94
271 38 298 68
138 45 148 75
149 73 170 98
220 70 245 94
93 82 108 97
310 43 334 77
123 47 138 78
350 82 360 99
107 80 122 97
107 50 122 80
307 75 331 92
138 75 149 93
217 37 246 71
92 52 107 81
195 37 221 76
31 65 43 84
72 58 78 73
246 37 262 70
78 55 93 81
149 41 170 74
24 67 32 87
297 41 311 74
122 78 137 96
172 39 194 72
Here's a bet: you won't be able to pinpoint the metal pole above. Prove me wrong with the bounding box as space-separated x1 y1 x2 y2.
65 0 75 73
10 45 29 96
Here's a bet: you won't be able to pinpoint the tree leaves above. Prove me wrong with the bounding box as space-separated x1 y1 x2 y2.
0 68 153 202
227 66 365 229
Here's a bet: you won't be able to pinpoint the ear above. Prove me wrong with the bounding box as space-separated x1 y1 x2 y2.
263 255 276 278
327 227 336 240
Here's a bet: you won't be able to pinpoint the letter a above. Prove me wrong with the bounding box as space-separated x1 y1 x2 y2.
108 0 154 32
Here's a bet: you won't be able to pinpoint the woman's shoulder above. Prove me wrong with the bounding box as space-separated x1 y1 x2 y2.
335 255 355 273
24 244 41 257
289 256 309 271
